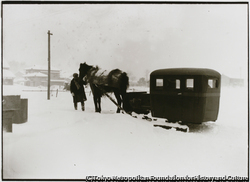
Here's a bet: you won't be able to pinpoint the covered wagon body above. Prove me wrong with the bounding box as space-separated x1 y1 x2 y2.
149 68 221 123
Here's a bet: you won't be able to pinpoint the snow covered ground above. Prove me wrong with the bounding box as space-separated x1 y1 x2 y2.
2 85 248 179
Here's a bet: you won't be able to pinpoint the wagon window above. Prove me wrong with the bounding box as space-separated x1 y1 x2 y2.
176 79 180 89
208 79 218 88
186 79 194 89
166 78 180 90
156 79 163 87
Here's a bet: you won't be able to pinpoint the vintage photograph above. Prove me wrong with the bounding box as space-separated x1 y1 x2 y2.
2 2 248 180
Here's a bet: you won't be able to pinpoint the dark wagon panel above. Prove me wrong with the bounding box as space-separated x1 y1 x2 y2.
126 92 150 114
150 68 221 124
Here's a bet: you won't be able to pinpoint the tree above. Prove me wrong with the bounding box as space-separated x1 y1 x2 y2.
137 77 147 86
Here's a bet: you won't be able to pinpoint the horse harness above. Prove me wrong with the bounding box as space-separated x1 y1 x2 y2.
85 67 108 86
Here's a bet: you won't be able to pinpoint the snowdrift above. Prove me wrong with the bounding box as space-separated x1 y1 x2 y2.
2 85 248 179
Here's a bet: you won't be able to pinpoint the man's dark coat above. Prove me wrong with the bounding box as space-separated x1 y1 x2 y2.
70 78 87 103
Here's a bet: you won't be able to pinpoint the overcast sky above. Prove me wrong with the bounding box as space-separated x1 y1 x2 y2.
2 3 248 80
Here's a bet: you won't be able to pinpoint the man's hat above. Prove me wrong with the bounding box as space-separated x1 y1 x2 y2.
73 73 78 78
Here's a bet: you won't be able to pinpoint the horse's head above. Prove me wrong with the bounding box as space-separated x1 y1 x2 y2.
79 62 93 79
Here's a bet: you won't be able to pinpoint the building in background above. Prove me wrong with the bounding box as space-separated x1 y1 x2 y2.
14 71 27 85
23 65 66 87
3 60 15 85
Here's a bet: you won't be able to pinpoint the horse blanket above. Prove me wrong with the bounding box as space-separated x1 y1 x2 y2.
86 67 121 88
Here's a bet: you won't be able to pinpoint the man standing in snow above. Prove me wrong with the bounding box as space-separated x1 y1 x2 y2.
70 73 87 111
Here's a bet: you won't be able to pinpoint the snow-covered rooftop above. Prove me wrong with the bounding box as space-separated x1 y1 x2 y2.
25 65 61 71
23 72 47 77
3 69 15 78
14 77 28 82
41 79 66 82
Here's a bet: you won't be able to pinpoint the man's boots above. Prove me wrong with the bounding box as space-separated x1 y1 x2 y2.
81 102 85 111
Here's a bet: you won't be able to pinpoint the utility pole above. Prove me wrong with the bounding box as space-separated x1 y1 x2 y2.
47 30 53 100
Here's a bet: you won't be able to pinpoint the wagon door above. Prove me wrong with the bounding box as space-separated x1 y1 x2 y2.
163 77 183 121
150 76 183 121
181 77 196 123
151 76 198 122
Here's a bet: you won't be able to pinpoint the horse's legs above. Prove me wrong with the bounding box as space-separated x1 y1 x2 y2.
97 96 101 113
114 91 122 113
121 92 126 111
93 95 101 113
93 95 99 112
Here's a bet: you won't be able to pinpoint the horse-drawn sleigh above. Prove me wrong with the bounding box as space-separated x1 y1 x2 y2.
128 68 221 124
79 63 221 130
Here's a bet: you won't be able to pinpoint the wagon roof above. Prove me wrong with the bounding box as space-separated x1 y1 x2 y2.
150 68 221 77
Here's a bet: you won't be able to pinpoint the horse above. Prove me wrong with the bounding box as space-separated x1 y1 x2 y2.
79 62 129 113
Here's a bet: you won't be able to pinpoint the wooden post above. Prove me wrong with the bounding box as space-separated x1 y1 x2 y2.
47 30 53 100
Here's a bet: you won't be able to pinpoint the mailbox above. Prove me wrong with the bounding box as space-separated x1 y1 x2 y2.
3 95 28 132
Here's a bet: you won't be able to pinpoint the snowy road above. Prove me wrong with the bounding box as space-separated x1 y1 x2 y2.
2 85 248 179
